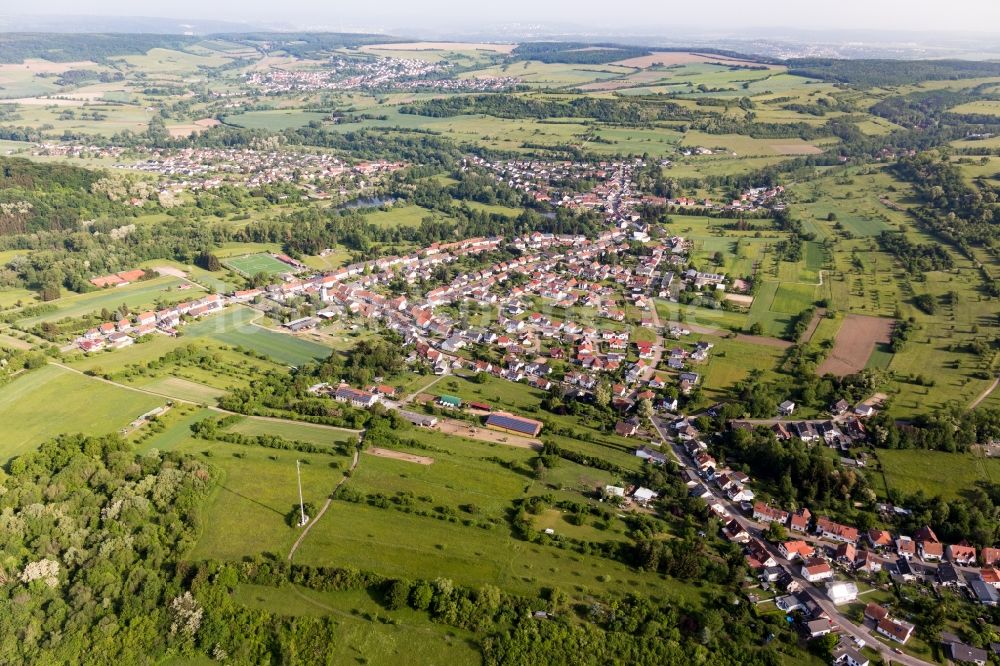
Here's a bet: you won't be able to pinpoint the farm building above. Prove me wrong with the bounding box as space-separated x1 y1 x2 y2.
485 412 543 437
437 395 462 408
398 410 438 427
284 316 318 332
632 487 658 507
334 386 380 408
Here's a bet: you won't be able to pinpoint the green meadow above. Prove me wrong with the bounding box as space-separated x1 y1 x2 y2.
16 277 197 325
876 449 1000 500
183 306 332 366
0 364 164 461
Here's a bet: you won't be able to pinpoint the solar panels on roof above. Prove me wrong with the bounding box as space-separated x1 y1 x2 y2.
485 413 542 436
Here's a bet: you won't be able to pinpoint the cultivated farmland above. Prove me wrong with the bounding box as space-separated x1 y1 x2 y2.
817 314 895 377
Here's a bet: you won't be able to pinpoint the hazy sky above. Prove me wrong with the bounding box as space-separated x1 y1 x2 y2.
11 0 1000 34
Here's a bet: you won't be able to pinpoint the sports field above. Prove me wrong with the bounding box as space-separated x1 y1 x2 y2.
224 253 295 276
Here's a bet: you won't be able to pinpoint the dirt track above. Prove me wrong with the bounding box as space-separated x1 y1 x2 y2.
365 447 433 465
817 314 894 377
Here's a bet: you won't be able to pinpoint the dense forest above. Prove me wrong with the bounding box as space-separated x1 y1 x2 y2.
893 152 1000 246
210 32 393 58
399 94 694 125
0 31 400 64
0 32 198 63
0 433 214 662
510 42 652 65
786 58 1000 87
0 156 138 235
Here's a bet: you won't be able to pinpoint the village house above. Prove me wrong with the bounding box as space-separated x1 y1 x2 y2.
833 638 870 666
834 542 857 564
615 420 639 437
866 529 893 550
972 578 1000 606
937 562 963 587
722 519 750 543
876 617 914 644
896 536 916 560
635 446 667 465
947 543 978 566
805 619 834 639
788 508 811 533
780 540 815 561
854 550 882 575
632 487 658 507
815 517 859 544
944 641 988 666
801 557 834 582
746 539 777 570
920 541 944 562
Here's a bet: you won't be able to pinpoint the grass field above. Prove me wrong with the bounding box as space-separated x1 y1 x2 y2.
186 438 351 561
876 449 1000 500
949 100 1000 116
137 376 226 403
699 335 786 398
0 364 164 461
654 299 748 333
16 277 196 325
363 205 441 227
0 286 38 309
293 500 698 602
350 431 532 521
231 584 480 665
223 110 329 131
114 48 233 74
770 282 820 315
183 306 332 366
322 107 682 155
463 201 523 217
681 130 826 156
746 282 794 338
224 253 294 276
864 342 895 370
225 416 357 446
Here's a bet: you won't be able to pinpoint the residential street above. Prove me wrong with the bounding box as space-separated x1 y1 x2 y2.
646 418 933 666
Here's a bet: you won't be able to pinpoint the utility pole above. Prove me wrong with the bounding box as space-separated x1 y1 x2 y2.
296 460 308 526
